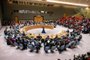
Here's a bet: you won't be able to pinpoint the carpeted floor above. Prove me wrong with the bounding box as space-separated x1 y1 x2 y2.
0 26 90 60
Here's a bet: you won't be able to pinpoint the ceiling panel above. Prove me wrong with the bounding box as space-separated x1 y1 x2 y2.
10 0 90 7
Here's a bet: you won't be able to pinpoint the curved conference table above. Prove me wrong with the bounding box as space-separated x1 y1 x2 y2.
20 24 67 39
21 24 54 32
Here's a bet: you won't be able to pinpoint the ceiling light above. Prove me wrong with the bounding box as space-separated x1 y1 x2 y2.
85 7 89 10
47 0 89 7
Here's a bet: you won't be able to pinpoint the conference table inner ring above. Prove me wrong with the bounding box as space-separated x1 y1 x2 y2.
21 24 54 32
